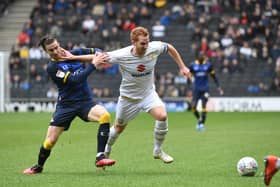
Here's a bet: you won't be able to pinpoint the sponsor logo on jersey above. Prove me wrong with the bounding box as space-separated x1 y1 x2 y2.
137 64 146 72
131 71 152 77
56 70 65 78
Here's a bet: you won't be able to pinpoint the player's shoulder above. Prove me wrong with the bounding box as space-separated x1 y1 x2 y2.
148 41 168 52
70 48 95 55
47 60 58 74
47 61 69 73
149 41 166 47
108 45 132 56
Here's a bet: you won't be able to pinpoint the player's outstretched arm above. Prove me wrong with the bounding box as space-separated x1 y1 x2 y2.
91 53 109 68
58 49 95 62
167 43 191 78
210 73 224 95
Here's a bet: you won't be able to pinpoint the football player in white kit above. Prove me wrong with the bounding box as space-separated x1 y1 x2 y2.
104 26 191 163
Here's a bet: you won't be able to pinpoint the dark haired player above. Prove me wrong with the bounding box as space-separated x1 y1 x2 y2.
189 51 223 131
23 35 115 174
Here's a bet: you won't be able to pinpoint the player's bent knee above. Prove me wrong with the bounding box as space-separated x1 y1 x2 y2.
43 139 54 150
98 112 111 124
157 115 167 121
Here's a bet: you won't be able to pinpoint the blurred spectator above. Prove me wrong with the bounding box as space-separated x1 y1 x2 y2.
139 6 151 20
152 20 165 38
220 59 231 74
19 46 29 59
104 1 117 19
50 19 63 37
91 3 104 16
122 19 136 31
210 0 223 16
261 58 275 78
54 0 68 14
231 58 244 74
252 37 263 58
29 64 39 81
270 44 280 60
178 85 187 97
92 88 102 98
240 41 253 59
17 30 30 46
102 88 112 97
64 15 80 30
174 72 188 84
269 78 280 93
275 57 280 77
165 72 174 85
20 79 30 91
160 10 172 26
82 15 95 34
11 74 21 89
29 46 42 59
46 87 58 99
74 0 87 16
157 85 166 98
247 81 260 94
166 85 178 97
0 0 9 17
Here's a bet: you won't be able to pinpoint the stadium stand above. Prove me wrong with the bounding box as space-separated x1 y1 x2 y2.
6 0 280 101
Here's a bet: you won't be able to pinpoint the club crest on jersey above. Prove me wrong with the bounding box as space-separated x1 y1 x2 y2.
137 64 146 72
56 70 65 78
148 52 156 60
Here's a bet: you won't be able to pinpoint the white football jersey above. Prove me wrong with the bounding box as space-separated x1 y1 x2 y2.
107 41 168 99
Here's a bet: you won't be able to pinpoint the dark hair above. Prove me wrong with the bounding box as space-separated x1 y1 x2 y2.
38 35 56 51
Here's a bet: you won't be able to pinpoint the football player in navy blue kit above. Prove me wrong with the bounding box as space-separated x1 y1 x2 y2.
23 35 115 174
189 51 223 131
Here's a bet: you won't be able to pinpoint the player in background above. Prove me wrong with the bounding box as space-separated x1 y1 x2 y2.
188 51 223 131
264 155 280 186
23 35 115 174
103 26 191 163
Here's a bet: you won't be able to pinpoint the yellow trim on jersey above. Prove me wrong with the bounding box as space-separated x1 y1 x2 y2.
210 69 215 74
195 60 207 64
43 139 54 150
202 108 207 112
63 71 70 83
98 112 111 124
91 48 95 54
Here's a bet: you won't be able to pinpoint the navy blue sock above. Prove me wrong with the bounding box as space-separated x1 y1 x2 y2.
38 146 51 166
97 123 109 153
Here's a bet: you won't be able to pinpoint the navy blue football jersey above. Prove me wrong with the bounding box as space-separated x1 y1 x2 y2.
47 48 99 105
189 60 215 91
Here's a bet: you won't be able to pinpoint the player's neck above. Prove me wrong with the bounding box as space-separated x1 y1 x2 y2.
132 47 145 57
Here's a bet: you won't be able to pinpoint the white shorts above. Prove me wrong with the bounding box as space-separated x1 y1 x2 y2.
115 91 164 126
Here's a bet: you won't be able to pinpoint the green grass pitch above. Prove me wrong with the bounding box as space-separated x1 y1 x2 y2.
0 112 279 187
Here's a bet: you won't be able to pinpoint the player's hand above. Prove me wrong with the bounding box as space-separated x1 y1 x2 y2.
57 49 75 61
92 52 109 69
180 66 192 79
218 87 224 95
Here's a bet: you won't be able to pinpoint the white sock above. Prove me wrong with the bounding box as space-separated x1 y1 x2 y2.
105 126 119 153
96 152 103 157
276 158 280 169
154 120 168 151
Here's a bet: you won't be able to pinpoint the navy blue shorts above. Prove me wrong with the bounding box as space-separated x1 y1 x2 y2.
192 90 209 104
50 100 96 131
